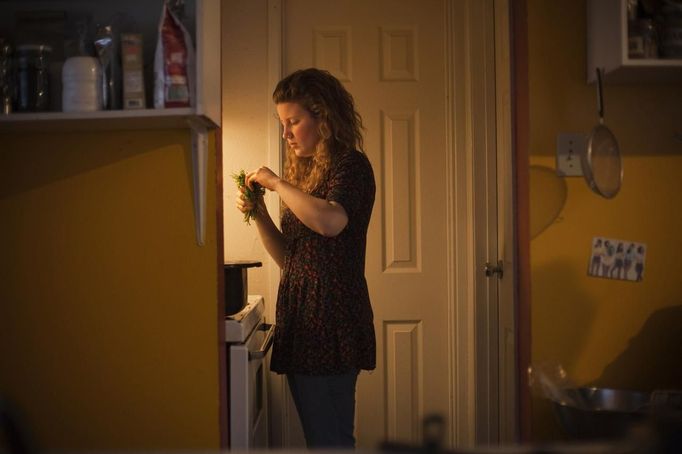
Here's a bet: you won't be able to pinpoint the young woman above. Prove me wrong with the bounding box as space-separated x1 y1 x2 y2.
236 68 376 449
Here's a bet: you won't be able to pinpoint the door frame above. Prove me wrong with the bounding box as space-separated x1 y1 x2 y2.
510 0 532 442
263 0 518 447
494 0 520 443
447 0 517 445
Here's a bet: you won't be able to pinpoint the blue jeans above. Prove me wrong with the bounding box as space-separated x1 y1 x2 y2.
286 370 359 449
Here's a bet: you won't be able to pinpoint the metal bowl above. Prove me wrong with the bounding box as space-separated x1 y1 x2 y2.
551 387 651 440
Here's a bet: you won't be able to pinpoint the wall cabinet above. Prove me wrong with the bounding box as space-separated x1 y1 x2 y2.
0 0 220 131
587 0 682 83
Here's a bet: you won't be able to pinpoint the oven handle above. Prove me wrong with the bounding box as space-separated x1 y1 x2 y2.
249 323 275 360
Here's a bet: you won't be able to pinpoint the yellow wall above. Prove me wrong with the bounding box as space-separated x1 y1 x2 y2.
0 129 222 450
528 0 682 441
221 0 275 305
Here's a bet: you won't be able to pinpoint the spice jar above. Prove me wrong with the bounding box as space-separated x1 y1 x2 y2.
15 44 52 112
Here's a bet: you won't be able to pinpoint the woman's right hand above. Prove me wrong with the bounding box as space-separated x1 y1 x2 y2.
235 182 284 267
235 187 252 213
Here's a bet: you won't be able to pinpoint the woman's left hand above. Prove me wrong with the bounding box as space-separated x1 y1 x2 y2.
245 166 281 192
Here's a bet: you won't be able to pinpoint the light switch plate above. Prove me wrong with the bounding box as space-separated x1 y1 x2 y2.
556 133 587 177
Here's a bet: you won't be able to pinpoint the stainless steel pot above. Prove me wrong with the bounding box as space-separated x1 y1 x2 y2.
551 387 650 439
224 261 262 316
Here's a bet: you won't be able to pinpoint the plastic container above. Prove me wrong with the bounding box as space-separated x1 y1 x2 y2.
15 44 51 112
62 56 102 112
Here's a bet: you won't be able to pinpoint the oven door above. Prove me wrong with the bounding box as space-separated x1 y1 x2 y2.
229 322 275 449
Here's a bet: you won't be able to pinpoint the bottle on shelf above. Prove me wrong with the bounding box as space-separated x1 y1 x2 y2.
62 56 103 113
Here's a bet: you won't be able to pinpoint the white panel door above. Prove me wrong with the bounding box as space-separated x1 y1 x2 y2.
284 1 451 449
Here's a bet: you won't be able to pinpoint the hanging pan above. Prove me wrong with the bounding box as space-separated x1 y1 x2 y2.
581 68 623 199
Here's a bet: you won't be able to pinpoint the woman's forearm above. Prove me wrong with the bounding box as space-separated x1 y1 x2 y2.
273 179 348 237
254 202 287 268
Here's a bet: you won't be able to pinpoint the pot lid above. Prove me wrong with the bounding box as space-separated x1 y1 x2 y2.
224 260 262 269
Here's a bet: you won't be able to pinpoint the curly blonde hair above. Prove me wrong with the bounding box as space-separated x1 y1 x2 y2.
273 68 365 194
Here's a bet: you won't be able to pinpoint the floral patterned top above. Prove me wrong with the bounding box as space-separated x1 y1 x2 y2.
270 149 376 375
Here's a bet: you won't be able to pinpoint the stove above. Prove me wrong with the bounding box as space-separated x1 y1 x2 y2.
225 294 265 343
225 294 273 449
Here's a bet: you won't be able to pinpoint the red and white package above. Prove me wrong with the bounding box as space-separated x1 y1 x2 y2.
153 1 195 108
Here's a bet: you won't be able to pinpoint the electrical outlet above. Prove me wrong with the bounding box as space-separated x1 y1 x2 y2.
556 133 587 177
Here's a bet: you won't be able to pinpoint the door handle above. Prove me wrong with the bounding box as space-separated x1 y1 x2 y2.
249 323 275 360
484 260 504 279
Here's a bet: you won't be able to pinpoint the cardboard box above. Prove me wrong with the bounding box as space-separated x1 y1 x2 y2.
121 33 145 109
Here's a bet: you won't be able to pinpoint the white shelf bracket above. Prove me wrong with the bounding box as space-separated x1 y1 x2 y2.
188 117 210 246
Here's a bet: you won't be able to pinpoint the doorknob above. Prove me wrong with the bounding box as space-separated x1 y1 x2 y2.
484 260 504 278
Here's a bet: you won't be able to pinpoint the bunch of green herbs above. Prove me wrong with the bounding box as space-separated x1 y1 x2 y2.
232 170 265 225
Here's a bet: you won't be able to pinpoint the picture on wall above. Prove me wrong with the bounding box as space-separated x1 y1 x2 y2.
588 237 646 282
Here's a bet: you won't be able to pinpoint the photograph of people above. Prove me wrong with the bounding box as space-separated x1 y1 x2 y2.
589 238 603 276
588 237 646 282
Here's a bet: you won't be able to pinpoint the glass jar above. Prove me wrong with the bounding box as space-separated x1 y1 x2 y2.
15 44 52 112
628 19 659 58
0 39 12 114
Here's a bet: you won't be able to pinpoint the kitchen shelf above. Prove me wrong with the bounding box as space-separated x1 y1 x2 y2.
0 108 217 133
587 0 682 84
0 0 220 246
0 0 220 127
